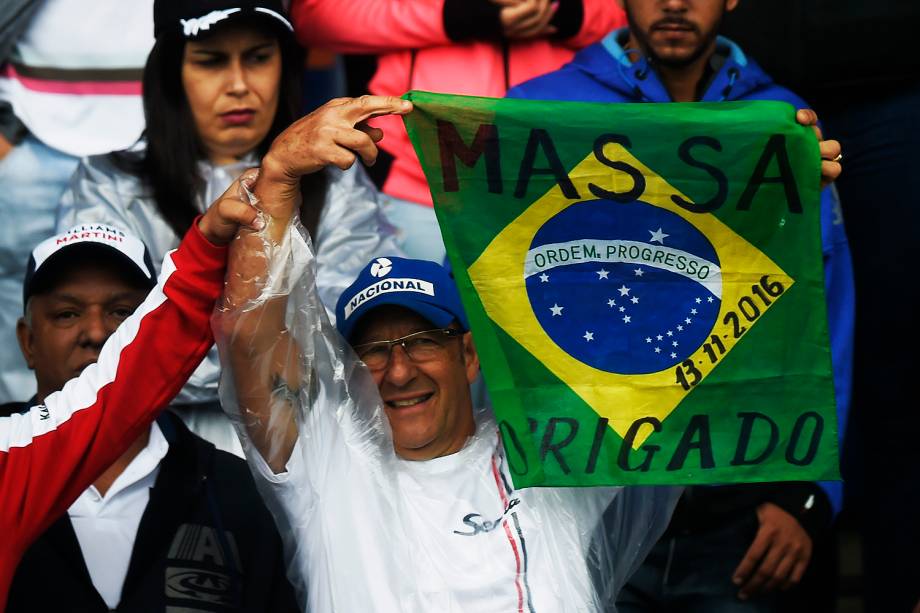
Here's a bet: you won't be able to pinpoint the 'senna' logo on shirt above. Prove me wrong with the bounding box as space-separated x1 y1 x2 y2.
453 498 521 537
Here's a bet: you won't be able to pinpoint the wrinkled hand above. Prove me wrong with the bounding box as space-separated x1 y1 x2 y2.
257 95 413 209
732 502 813 600
795 108 841 188
197 174 264 245
493 0 558 40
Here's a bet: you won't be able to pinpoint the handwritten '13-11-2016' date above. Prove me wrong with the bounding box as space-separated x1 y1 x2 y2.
675 275 786 391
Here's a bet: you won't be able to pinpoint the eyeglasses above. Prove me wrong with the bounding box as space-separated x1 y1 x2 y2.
353 328 463 371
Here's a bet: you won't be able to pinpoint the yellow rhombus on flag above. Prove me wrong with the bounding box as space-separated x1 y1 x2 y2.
468 141 793 447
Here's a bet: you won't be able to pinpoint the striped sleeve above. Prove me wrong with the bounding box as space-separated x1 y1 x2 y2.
0 220 227 552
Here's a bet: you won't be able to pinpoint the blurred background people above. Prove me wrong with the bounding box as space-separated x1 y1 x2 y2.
291 0 626 261
0 0 154 404
55 0 399 454
722 3 920 611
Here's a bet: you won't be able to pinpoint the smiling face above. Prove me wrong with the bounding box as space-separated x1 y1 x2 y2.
17 262 149 402
181 22 281 165
352 306 480 461
621 0 737 68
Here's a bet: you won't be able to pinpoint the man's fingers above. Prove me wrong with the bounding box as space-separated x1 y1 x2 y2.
783 558 809 591
328 148 358 171
221 197 263 230
762 551 796 593
795 108 818 127
739 545 783 599
345 95 413 124
333 127 380 166
357 121 385 143
821 160 842 185
199 196 263 245
819 138 841 160
733 529 770 586
796 108 824 140
819 138 842 186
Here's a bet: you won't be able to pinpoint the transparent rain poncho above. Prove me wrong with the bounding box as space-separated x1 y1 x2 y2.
214 175 681 612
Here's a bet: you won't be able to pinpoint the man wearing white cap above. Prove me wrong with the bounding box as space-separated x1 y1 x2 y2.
3 225 296 611
0 179 265 609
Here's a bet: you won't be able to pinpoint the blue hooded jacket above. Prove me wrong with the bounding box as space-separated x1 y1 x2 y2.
509 30 854 513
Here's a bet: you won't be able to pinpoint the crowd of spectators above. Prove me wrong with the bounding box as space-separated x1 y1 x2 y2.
0 0 916 611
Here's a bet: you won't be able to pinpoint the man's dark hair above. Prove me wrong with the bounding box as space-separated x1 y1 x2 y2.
114 21 326 239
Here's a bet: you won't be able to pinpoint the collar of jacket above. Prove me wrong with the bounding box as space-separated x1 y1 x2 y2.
593 27 764 103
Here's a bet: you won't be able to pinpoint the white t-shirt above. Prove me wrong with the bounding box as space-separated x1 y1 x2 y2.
68 423 168 609
254 415 619 612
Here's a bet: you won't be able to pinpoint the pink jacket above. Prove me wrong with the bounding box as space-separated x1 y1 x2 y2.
292 0 625 205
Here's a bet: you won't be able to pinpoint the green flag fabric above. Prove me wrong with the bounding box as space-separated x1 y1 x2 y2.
402 90 839 488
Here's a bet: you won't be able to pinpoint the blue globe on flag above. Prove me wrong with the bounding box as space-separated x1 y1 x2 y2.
525 199 722 374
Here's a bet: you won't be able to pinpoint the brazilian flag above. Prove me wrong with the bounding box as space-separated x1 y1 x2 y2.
403 91 839 487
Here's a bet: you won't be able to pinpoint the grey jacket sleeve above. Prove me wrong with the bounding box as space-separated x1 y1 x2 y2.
313 164 402 320
56 152 179 276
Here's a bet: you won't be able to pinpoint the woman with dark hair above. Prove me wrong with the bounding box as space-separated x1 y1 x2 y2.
55 0 398 453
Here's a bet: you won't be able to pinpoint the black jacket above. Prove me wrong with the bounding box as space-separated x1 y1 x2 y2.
0 407 298 612
665 482 833 541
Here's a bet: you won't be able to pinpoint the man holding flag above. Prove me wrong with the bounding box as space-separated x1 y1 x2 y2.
215 89 846 613
506 0 854 608
214 96 681 610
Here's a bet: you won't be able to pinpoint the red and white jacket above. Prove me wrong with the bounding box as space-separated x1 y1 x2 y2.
0 223 227 610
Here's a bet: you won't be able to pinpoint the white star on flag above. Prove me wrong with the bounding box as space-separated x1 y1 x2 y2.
630 296 639 304
634 268 644 277
708 296 714 303
549 304 564 316
672 341 678 347
645 337 652 343
583 331 594 341
691 308 698 315
607 298 616 307
677 325 683 331
685 318 692 324
623 315 631 323
618 285 631 296
597 269 609 279
649 227 669 243
655 347 661 353
670 352 677 359
539 273 549 283
695 297 702 304
667 330 673 337
619 306 626 312
656 335 663 341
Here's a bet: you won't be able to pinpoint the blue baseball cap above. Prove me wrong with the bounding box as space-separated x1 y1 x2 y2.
335 256 469 341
